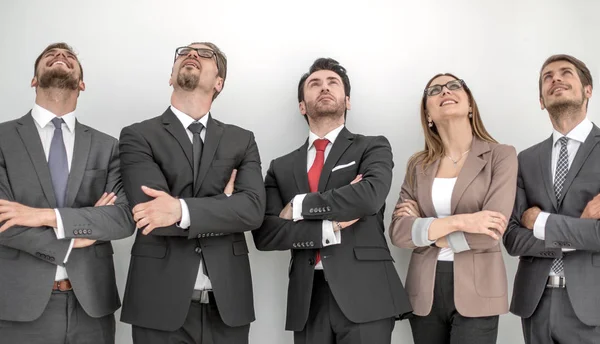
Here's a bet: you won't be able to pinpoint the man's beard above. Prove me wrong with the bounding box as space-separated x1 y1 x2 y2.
545 91 586 121
305 98 345 120
177 68 200 91
37 69 79 90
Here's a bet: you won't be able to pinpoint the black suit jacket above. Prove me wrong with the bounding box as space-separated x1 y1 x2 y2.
252 127 412 331
0 113 134 321
119 108 266 331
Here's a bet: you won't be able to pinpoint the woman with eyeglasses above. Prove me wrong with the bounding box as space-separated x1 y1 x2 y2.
388 73 517 344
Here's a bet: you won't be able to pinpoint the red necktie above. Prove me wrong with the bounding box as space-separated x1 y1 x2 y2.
308 138 329 265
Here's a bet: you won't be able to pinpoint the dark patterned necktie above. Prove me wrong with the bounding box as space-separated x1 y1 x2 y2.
188 121 204 189
551 136 569 275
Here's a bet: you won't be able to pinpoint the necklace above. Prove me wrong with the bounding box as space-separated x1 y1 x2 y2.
445 149 470 166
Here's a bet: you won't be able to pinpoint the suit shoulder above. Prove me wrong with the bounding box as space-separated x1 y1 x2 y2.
518 140 545 160
122 115 163 133
214 119 254 138
489 142 517 159
350 132 391 148
0 118 21 133
80 124 118 145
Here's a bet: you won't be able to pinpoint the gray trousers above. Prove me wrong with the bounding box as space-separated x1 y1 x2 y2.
522 287 600 344
0 290 115 344
294 270 395 344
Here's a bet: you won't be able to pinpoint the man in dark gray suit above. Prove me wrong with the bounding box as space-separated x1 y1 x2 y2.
252 58 412 344
0 42 135 344
119 42 265 344
504 54 600 344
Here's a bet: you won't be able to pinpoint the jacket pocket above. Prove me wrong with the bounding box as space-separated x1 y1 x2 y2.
474 251 507 298
354 246 393 261
131 243 167 259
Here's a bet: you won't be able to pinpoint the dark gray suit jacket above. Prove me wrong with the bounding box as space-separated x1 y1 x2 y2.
119 109 266 331
253 127 412 331
504 125 600 326
0 113 134 322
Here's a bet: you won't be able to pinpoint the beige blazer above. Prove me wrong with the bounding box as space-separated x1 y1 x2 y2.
389 137 517 317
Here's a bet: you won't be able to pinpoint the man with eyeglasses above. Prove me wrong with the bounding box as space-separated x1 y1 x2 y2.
119 42 266 344
0 42 134 344
504 54 600 344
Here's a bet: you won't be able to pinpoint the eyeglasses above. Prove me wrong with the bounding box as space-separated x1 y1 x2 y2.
424 79 466 97
174 46 217 64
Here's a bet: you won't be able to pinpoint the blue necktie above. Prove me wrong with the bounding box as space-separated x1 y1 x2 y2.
48 117 69 207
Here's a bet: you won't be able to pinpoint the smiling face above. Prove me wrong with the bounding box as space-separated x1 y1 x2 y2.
424 75 470 125
299 69 351 123
169 43 223 97
539 60 592 118
31 44 84 91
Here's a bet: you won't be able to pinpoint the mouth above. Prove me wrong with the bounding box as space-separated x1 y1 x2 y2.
182 59 200 69
318 94 335 102
550 85 570 95
439 99 458 107
48 59 71 68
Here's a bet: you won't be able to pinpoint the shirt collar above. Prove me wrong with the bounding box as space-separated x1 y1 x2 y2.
552 117 593 146
31 104 76 132
308 124 345 150
171 105 209 131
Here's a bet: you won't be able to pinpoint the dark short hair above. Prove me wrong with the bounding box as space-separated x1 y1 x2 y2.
297 58 351 102
34 42 83 81
539 54 593 98
187 41 227 100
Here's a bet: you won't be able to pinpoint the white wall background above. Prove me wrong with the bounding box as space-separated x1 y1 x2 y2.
1 0 598 343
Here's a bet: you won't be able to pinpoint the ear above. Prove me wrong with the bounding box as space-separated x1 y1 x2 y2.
31 76 38 88
584 85 593 99
299 101 307 115
78 80 86 92
345 96 351 110
214 77 224 93
539 97 546 110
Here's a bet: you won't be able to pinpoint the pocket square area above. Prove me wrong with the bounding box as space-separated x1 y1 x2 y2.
332 161 356 172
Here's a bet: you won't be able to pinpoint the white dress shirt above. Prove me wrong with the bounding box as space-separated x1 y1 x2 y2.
432 178 457 261
170 105 212 290
291 124 344 269
533 117 592 275
31 104 75 281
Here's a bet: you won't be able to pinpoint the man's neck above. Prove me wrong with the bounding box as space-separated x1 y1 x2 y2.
171 90 212 120
550 110 587 136
308 116 344 138
35 88 78 116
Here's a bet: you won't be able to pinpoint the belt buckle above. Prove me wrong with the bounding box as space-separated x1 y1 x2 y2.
192 290 211 304
546 275 566 288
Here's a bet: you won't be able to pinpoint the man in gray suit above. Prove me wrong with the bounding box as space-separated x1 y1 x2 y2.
0 42 135 344
504 54 600 344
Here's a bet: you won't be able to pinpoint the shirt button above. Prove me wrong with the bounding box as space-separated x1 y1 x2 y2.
325 239 330 244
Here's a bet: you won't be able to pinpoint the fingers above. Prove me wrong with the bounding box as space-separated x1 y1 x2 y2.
107 195 117 206
224 169 237 194
94 192 108 206
95 192 116 207
132 201 150 214
350 174 363 185
228 169 238 184
136 217 150 230
133 210 147 222
142 224 156 235
0 219 15 232
482 228 500 241
141 186 165 198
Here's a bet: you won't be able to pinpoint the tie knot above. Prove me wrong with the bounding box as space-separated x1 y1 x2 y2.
558 136 569 147
188 121 204 135
51 117 65 129
313 139 329 152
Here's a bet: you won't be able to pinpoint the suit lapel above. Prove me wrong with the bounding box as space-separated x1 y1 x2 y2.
319 127 354 191
417 159 439 218
560 125 600 206
16 113 57 207
162 108 193 170
539 136 558 211
195 115 223 195
65 121 91 207
450 138 489 214
293 141 310 194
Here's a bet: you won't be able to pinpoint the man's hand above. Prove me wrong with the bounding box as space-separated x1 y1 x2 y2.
435 236 449 248
393 199 421 219
582 194 600 219
132 186 182 235
73 238 96 248
0 200 56 232
223 169 238 195
521 206 542 230
94 192 116 207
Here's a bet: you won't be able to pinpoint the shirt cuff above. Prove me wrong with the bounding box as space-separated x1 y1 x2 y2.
225 194 231 197
292 194 307 222
411 217 436 247
322 220 341 247
63 239 75 264
177 199 191 229
533 212 550 240
54 209 66 239
447 231 471 253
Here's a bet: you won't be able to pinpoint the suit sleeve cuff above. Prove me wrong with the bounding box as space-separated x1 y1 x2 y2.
447 231 471 253
177 199 191 229
54 209 66 239
533 212 550 240
411 217 436 247
293 194 307 222
322 220 341 246
63 239 75 264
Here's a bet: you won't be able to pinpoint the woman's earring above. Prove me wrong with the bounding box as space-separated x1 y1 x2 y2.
468 112 473 118
428 120 433 128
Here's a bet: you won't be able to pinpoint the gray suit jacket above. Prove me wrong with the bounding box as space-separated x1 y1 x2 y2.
504 124 600 326
0 113 135 322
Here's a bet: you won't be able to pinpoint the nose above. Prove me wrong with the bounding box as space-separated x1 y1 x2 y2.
441 86 453 95
186 49 199 59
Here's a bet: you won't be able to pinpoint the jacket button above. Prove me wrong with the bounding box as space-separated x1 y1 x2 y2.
197 234 201 239
73 230 78 235
309 208 314 213
195 247 202 254
309 241 314 247
309 258 315 265
327 206 331 212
